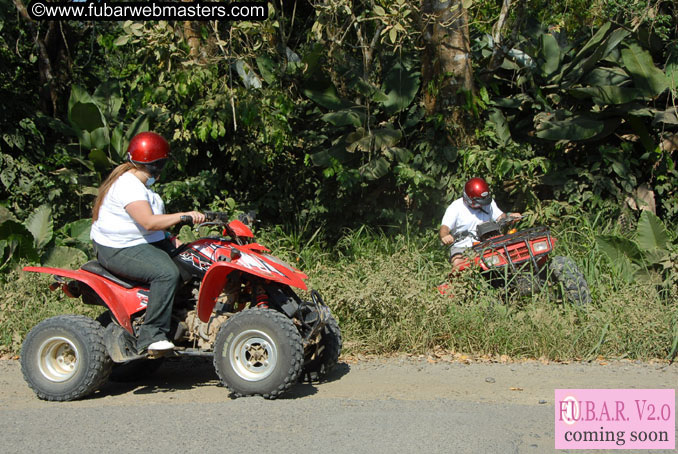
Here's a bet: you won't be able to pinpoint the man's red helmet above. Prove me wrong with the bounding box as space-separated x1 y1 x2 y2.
127 132 169 164
463 177 492 209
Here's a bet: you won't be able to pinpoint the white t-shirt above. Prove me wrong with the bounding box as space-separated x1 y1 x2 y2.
90 171 166 248
441 198 504 248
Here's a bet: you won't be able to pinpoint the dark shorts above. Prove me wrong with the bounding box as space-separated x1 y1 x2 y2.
448 246 466 261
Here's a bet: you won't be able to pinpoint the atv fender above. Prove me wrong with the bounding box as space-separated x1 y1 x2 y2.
196 252 307 323
24 266 136 333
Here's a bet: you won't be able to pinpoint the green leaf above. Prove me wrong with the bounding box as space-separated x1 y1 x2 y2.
301 84 347 110
360 157 389 180
25 205 53 250
256 56 277 85
42 246 87 269
124 114 150 146
536 116 606 141
322 109 364 127
88 148 114 171
562 27 628 85
488 108 511 145
636 211 668 253
568 86 646 105
583 67 629 86
381 61 420 114
61 219 92 245
653 108 678 125
111 123 125 160
68 86 106 132
622 43 669 97
541 33 561 77
114 35 130 46
595 235 642 281
88 127 111 152
0 220 39 263
70 102 106 132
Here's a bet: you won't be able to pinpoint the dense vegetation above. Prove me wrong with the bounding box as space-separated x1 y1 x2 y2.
1 0 677 359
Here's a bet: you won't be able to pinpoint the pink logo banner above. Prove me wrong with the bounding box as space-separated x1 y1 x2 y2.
555 389 675 450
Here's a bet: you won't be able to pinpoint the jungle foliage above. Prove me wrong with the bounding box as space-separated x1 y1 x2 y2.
0 0 677 268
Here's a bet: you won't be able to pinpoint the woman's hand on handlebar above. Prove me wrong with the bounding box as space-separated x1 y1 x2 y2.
179 211 206 225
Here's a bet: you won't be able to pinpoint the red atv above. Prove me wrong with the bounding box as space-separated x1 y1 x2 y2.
20 212 341 401
438 218 591 305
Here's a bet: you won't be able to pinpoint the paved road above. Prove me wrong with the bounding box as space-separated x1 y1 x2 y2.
1 357 676 453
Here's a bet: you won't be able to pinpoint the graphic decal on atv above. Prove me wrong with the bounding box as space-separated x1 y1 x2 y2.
236 251 285 278
179 251 213 271
135 289 149 310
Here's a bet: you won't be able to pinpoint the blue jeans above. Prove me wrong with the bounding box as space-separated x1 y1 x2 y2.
93 239 181 352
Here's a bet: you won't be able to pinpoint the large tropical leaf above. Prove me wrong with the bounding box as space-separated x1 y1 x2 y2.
583 67 630 86
562 28 628 85
359 157 389 180
42 246 87 269
322 109 364 127
488 108 511 145
636 210 668 253
568 86 646 105
302 83 348 110
535 116 605 141
61 219 93 245
622 43 669 97
541 33 561 77
0 220 39 264
25 205 53 250
381 61 420 115
68 86 106 132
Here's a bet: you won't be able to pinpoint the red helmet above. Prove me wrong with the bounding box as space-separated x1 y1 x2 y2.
127 132 169 164
463 177 492 209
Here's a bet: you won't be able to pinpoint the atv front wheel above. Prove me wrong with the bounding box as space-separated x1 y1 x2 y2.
20 315 112 401
213 308 303 399
550 256 591 306
302 314 342 382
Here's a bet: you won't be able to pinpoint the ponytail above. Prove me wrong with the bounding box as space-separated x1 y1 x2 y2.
92 163 136 221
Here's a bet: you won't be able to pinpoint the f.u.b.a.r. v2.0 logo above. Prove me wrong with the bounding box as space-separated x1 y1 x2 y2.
555 389 675 450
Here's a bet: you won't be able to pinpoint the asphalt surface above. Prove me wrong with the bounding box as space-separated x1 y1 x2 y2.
1 356 676 453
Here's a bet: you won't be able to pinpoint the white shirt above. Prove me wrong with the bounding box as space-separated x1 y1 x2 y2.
90 171 166 248
441 198 504 248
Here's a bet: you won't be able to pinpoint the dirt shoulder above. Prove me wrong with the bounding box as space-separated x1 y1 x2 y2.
1 355 676 409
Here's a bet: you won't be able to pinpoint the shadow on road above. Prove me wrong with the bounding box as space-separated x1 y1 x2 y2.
92 358 352 400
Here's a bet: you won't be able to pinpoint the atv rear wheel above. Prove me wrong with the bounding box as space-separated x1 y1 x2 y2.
302 314 342 382
20 315 112 401
213 308 303 399
550 256 591 306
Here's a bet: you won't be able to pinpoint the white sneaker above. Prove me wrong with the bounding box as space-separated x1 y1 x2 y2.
147 340 175 351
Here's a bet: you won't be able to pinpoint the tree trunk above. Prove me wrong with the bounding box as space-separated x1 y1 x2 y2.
420 0 474 116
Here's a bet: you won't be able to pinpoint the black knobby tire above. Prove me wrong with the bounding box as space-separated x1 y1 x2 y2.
550 256 591 306
20 315 112 401
301 314 342 382
96 311 164 382
513 273 543 297
213 308 303 399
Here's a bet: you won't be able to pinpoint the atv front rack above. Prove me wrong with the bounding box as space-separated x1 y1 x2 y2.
472 226 553 272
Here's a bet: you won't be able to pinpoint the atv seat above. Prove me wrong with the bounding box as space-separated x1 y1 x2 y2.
81 260 146 289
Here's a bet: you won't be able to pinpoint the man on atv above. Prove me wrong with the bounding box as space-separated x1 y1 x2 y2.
439 177 521 271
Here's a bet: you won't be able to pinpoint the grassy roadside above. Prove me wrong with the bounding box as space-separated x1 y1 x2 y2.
1 215 676 361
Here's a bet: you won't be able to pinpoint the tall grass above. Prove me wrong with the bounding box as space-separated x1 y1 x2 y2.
1 214 676 360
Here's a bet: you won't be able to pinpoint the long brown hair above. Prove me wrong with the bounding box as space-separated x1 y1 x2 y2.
92 162 137 221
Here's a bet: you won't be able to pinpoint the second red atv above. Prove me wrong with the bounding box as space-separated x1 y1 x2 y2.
20 212 341 401
438 218 591 305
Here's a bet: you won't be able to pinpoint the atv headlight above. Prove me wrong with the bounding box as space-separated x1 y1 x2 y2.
485 255 503 266
533 241 549 253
